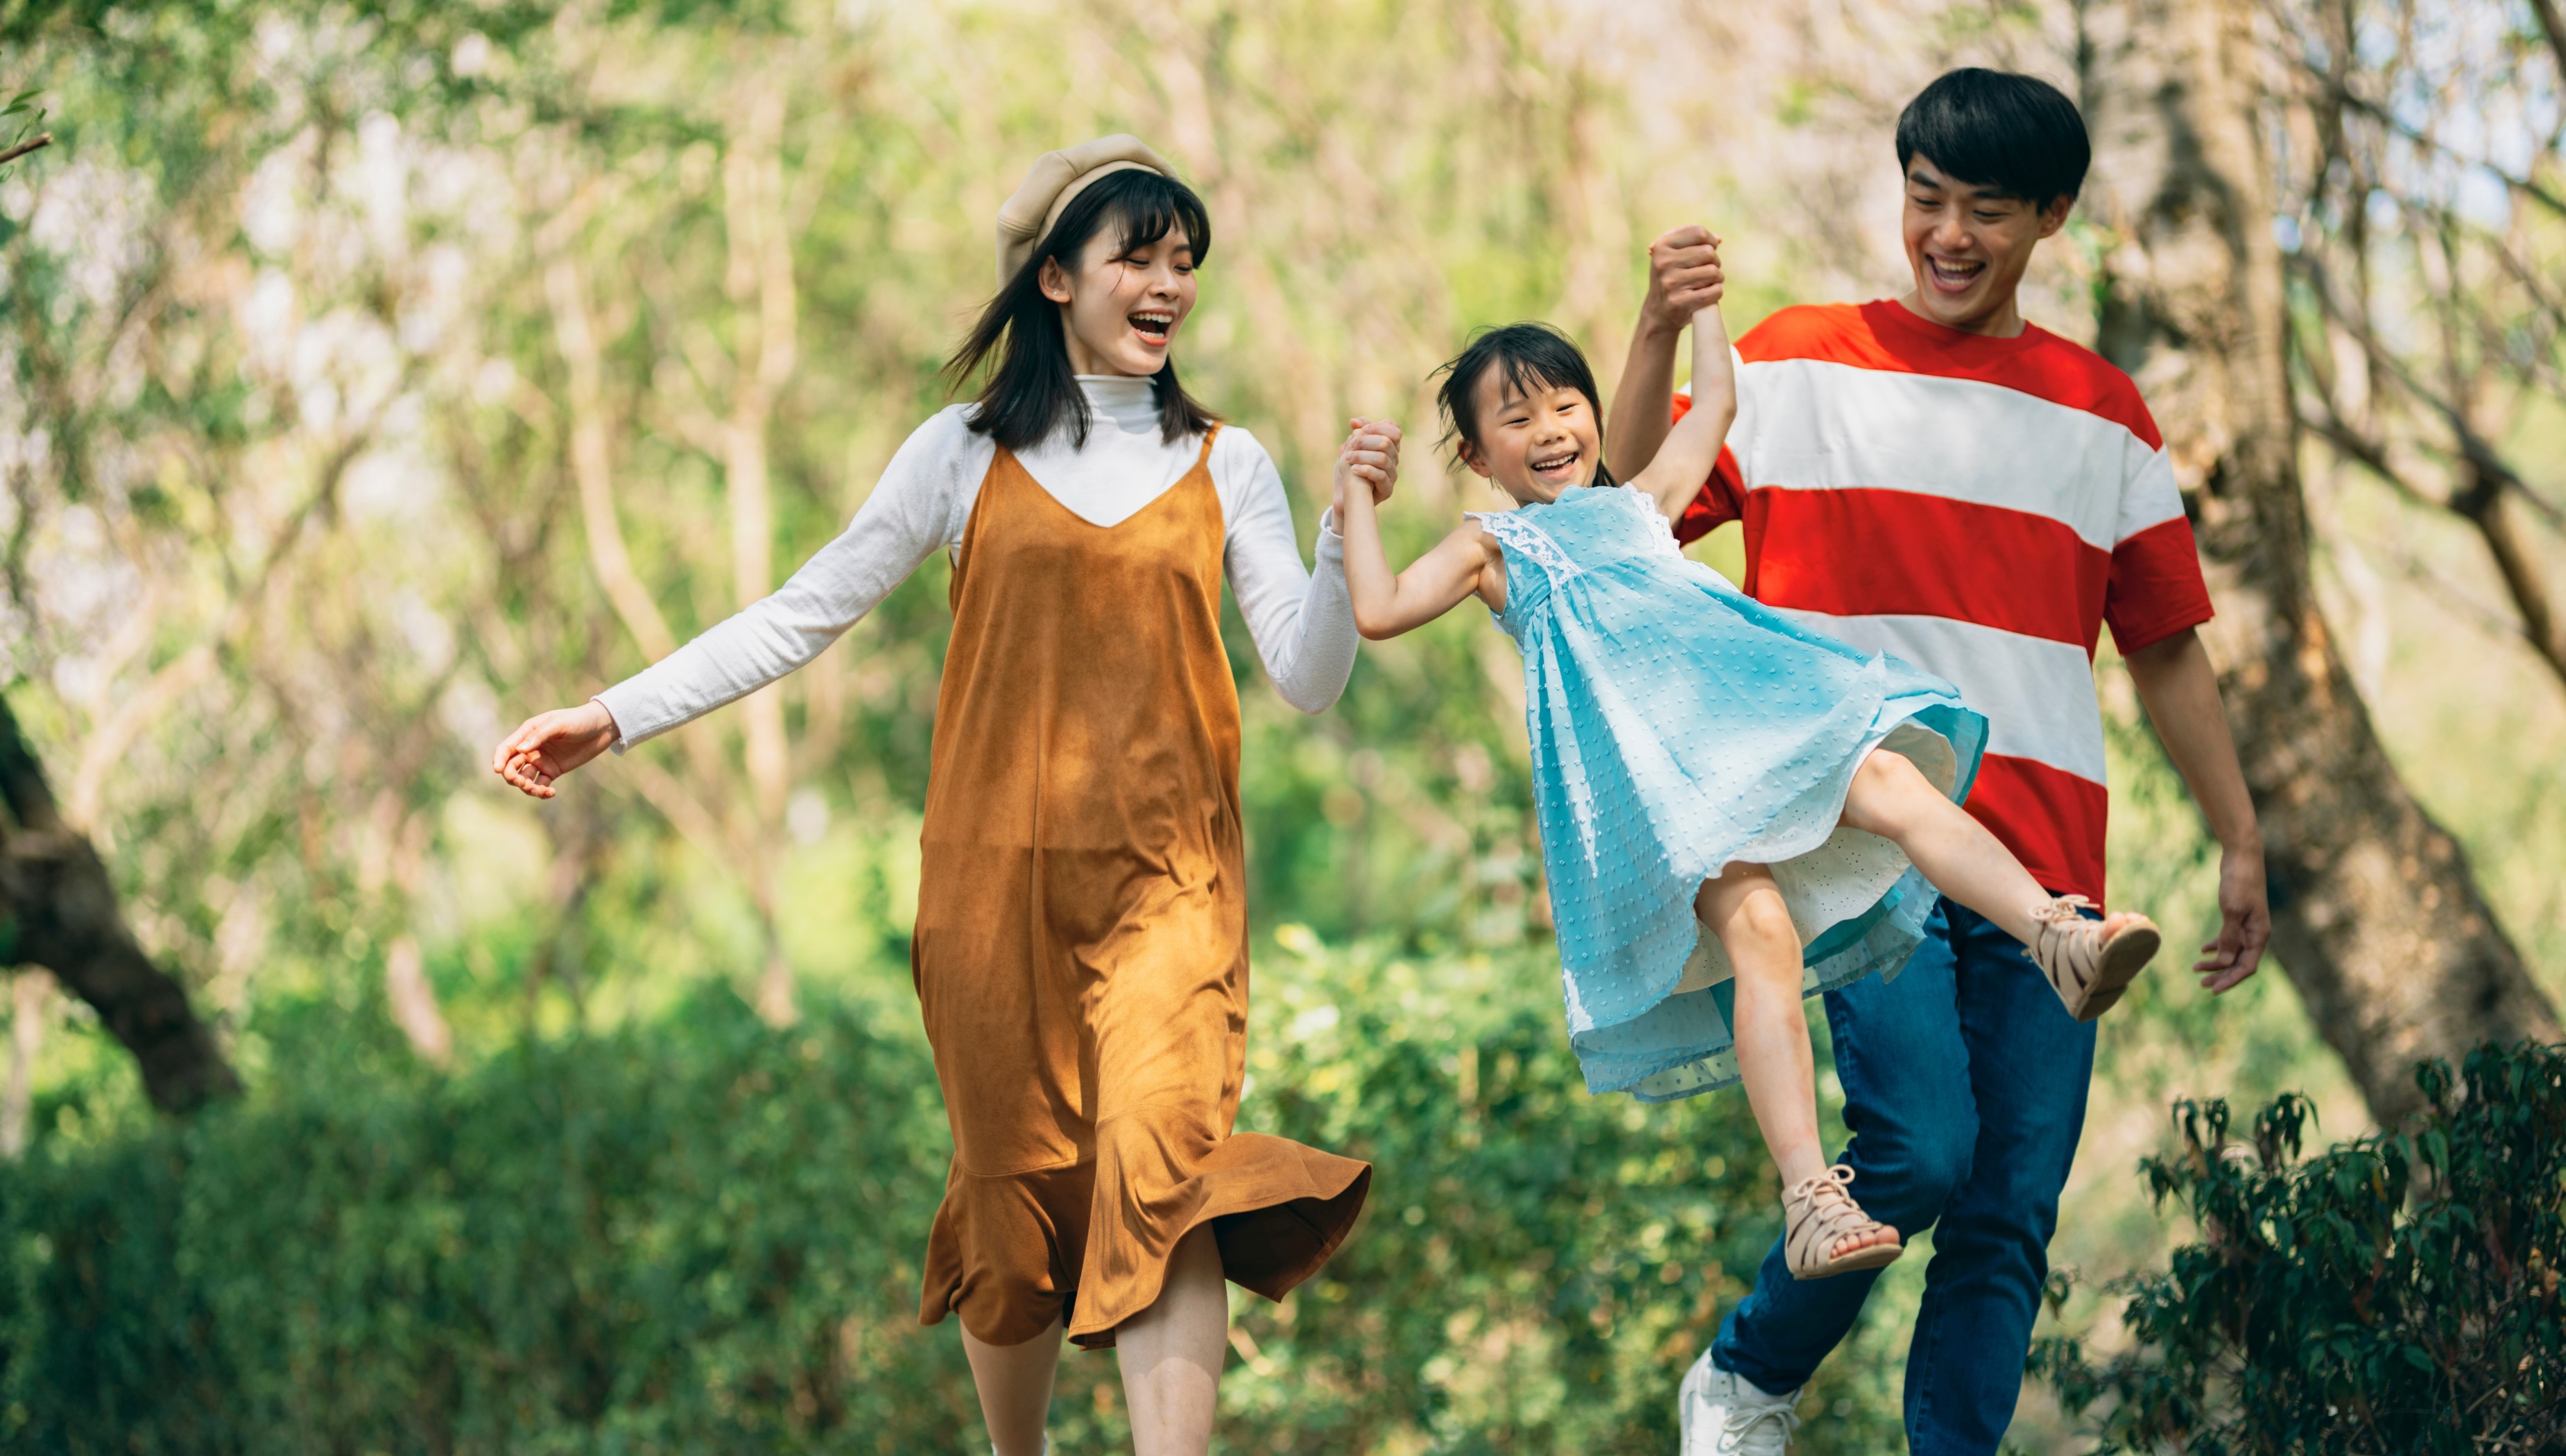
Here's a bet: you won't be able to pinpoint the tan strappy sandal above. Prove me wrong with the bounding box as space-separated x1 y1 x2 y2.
1782 1165 1904 1280
2029 895 2160 1022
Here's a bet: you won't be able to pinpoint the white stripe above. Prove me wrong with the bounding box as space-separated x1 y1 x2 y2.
1773 609 2108 785
1733 358 2155 552
2112 447 2187 547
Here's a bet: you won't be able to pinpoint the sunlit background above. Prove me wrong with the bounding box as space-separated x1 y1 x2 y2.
1 1 2559 1450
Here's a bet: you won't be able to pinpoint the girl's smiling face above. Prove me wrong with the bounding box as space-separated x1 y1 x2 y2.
1040 220 1196 377
1459 364 1602 505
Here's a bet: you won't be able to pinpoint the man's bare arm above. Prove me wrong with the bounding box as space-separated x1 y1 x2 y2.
2124 627 2271 991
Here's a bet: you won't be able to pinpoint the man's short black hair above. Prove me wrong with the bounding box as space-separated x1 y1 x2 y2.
1895 68 2090 208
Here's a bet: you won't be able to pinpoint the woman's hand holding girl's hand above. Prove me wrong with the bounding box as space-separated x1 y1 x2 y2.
490 700 620 799
1642 225 1726 335
1333 417 1403 519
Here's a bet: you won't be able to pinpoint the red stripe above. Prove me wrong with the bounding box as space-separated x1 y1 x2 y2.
1737 302 2164 450
2104 516 2216 654
1964 754 2108 904
1738 488 2108 648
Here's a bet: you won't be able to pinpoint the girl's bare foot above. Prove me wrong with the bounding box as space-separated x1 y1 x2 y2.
2028 896 2160 1021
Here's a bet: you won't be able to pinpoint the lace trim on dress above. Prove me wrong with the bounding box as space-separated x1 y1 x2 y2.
1605 483 1685 560
1465 510 1581 592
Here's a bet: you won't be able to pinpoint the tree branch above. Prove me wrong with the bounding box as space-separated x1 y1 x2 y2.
2298 72 2566 223
2530 0 2566 91
0 695 236 1113
545 254 678 663
2288 258 2566 689
2307 414 2566 684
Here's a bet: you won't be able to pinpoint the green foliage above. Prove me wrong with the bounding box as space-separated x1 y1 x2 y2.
2031 1042 2566 1455
0 984 967 1455
1212 933 1904 1454
0 939 1915 1455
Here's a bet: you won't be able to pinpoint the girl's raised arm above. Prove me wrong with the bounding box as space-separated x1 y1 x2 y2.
1335 420 1495 640
1631 261 1737 523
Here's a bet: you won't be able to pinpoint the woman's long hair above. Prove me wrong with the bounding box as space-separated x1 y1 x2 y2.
943 169 1219 451
1430 322 1618 488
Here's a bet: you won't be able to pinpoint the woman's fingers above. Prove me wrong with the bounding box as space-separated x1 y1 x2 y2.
492 704 618 800
494 718 567 799
492 716 546 777
499 749 544 797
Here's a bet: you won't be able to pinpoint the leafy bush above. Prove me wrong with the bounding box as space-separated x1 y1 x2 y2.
0 939 1909 1455
0 984 971 1456
2032 1041 2566 1455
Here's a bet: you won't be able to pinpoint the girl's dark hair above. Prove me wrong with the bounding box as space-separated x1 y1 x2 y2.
1431 322 1617 487
943 168 1219 451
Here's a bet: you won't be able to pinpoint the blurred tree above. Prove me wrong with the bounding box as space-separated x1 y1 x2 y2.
0 694 233 1116
2277 0 2566 692
2079 0 2560 1125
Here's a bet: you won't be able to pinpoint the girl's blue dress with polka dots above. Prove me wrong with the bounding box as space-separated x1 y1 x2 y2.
1472 483 1988 1102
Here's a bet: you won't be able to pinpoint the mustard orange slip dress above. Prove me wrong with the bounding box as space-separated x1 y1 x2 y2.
913 427 1372 1350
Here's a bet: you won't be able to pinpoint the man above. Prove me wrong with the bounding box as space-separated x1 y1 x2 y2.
1605 69 2273 1455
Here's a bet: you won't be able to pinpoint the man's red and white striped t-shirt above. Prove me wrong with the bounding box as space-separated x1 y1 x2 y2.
1670 300 2212 903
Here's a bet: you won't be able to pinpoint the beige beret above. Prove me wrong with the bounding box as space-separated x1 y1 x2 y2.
994 134 1176 288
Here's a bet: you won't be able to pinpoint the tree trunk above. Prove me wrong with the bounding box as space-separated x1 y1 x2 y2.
2078 0 2559 1125
1 971 53 1156
0 696 239 1113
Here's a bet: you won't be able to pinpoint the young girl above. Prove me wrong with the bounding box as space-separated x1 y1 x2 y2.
492 137 1377 1456
1334 259 2161 1279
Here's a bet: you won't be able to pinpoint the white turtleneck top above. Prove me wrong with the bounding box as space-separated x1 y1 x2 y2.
595 376 1357 749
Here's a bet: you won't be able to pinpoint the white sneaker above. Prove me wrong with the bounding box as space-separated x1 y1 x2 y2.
1678 1348 1802 1455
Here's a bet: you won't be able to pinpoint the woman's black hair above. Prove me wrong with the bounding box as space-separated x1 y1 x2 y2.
1431 322 1617 487
1895 68 2090 208
942 168 1219 451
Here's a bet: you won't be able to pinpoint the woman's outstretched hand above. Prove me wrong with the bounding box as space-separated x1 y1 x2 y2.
491 700 620 799
1333 417 1402 520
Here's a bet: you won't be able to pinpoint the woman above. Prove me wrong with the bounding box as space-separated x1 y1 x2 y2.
492 135 1379 1456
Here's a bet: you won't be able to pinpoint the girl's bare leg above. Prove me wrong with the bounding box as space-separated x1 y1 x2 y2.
961 1318 1064 1456
1837 749 2149 944
1116 1224 1228 1456
1696 864 1895 1258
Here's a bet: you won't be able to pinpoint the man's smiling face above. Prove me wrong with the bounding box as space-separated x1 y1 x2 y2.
1898 155 2072 337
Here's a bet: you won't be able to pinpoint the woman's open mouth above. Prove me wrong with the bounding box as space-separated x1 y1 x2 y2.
1130 310 1175 345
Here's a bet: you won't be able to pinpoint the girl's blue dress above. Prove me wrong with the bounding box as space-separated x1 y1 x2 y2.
1473 484 1988 1102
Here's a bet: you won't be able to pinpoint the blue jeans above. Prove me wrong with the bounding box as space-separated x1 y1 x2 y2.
1710 901 2096 1456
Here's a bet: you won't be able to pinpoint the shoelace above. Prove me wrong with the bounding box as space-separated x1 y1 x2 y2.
1720 1399 1802 1453
1786 1165 1865 1236
1785 1163 1859 1202
2031 893 2099 928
